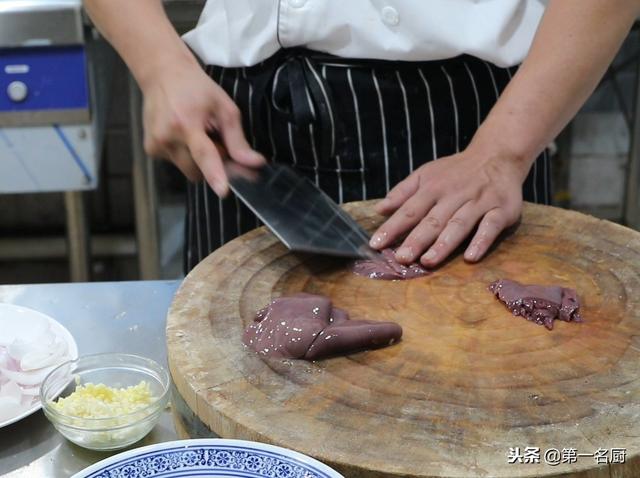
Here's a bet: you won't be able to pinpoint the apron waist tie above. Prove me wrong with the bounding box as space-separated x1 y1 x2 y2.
249 49 338 163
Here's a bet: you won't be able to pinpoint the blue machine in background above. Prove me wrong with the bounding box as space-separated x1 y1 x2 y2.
0 0 109 193
0 46 90 120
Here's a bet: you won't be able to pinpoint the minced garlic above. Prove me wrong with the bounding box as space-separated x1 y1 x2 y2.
50 381 153 419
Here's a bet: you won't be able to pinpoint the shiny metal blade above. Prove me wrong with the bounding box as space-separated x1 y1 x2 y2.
226 163 377 259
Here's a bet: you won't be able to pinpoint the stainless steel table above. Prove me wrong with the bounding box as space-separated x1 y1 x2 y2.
0 280 181 477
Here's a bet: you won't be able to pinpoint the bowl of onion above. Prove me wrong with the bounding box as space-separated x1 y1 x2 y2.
40 353 171 451
0 303 78 427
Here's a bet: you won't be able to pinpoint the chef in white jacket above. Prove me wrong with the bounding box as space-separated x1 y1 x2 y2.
84 0 639 271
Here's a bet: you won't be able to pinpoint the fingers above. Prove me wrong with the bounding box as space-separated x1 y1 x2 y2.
143 131 171 160
374 175 420 216
169 145 203 182
186 129 228 197
371 151 525 266
392 198 520 267
464 208 516 262
393 201 461 263
417 201 483 267
214 102 265 167
369 193 437 250
142 78 264 193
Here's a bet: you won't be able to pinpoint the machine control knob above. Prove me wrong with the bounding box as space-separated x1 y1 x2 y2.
7 81 28 102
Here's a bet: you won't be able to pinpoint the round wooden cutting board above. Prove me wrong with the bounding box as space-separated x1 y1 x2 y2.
167 201 640 478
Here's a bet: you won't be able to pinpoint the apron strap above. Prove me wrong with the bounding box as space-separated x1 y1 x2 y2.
247 49 339 163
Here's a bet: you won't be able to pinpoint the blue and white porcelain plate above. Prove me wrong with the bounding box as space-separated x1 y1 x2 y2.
73 438 344 478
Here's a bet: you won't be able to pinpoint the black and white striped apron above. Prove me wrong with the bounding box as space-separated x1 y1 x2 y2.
184 50 551 272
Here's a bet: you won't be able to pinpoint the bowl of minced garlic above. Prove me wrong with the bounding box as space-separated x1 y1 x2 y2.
40 353 170 450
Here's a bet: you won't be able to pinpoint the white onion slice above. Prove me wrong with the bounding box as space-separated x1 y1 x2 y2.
0 347 8 369
20 338 68 371
20 385 40 397
8 323 54 361
0 309 75 422
0 380 22 402
7 339 32 363
0 314 48 347
0 365 56 386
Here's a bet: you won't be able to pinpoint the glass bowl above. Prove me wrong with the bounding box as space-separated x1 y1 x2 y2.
40 353 171 451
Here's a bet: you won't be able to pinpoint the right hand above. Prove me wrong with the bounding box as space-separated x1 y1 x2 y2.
141 58 265 197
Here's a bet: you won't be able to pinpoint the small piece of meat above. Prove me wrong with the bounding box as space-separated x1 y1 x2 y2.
305 318 402 360
489 279 583 330
353 248 429 280
243 293 402 360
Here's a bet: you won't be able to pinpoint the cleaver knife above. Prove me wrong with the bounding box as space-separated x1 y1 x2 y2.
226 162 378 259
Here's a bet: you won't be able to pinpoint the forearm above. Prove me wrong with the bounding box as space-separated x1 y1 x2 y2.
83 0 199 90
471 0 640 172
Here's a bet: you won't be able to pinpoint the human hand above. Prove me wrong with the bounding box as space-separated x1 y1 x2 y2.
370 149 532 267
141 58 264 196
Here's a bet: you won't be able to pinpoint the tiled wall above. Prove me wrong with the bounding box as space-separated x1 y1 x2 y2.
566 27 638 221
569 113 630 220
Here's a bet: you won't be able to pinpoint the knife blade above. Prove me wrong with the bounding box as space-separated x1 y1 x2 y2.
225 162 378 259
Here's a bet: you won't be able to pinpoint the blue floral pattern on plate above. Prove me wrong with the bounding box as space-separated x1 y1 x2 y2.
74 439 343 478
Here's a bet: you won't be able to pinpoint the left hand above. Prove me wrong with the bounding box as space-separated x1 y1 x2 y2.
369 148 532 267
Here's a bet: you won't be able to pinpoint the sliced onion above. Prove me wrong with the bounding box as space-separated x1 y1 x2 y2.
7 339 31 363
8 323 54 361
0 312 73 420
0 365 56 386
20 385 40 397
3 355 20 372
0 380 22 402
0 314 48 347
0 347 8 369
20 338 67 371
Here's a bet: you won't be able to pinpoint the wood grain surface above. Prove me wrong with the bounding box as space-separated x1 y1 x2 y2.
166 201 640 478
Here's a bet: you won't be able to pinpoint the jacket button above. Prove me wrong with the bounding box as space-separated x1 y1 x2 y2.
381 6 400 26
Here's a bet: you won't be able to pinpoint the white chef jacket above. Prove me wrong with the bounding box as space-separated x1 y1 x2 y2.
183 0 548 68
